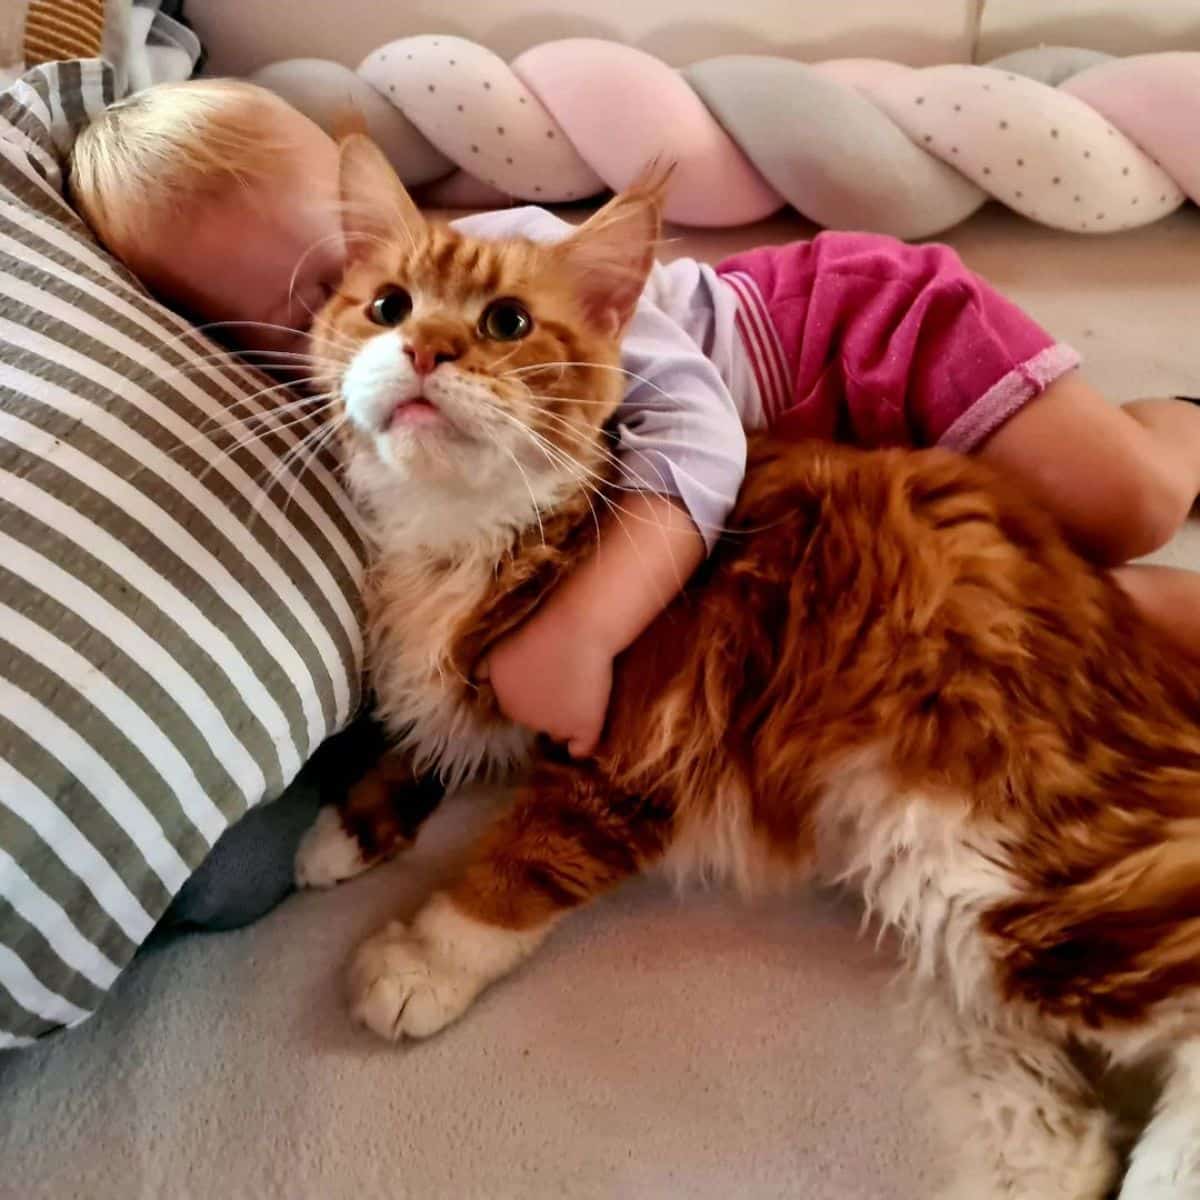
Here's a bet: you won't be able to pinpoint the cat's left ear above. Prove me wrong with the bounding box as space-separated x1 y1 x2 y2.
560 160 674 337
338 133 425 263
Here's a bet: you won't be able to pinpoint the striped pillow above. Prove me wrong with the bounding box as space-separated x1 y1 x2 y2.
0 60 366 1046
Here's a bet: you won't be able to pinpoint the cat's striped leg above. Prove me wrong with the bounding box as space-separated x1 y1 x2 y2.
295 751 445 889
347 766 669 1041
1120 1039 1200 1199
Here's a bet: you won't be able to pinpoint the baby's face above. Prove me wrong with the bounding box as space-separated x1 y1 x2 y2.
143 117 345 357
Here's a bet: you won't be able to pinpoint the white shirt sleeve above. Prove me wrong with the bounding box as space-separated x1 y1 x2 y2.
450 207 746 550
450 205 577 243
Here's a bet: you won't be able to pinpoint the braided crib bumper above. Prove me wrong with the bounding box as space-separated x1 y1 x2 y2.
252 39 1200 238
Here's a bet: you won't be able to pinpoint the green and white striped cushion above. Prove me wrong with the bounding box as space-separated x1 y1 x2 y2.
0 60 366 1046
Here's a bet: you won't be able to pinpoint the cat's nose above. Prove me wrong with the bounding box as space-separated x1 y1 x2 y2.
404 340 461 376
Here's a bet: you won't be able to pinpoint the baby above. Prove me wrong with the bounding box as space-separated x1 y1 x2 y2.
71 80 1200 759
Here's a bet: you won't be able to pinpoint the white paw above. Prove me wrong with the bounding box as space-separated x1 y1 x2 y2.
294 806 369 889
347 920 481 1041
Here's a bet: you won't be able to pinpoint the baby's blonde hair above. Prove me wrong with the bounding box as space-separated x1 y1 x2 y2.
69 78 309 271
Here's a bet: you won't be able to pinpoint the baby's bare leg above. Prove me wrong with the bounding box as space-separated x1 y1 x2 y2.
979 372 1200 658
1112 564 1200 663
980 372 1200 564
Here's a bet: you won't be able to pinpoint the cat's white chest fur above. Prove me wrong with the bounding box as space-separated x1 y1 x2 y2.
335 328 595 790
366 543 533 788
812 749 1017 1017
348 454 544 789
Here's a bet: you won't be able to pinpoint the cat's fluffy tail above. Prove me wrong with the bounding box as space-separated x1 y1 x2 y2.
985 819 1200 1030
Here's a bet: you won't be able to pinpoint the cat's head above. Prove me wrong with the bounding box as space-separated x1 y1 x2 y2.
312 136 668 542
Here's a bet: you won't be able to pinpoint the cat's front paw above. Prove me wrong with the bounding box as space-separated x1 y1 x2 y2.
294 806 371 890
347 920 481 1041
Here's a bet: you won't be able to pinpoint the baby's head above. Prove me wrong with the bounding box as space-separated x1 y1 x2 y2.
70 79 344 354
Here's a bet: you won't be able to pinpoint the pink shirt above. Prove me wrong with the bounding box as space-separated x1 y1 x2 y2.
717 235 1079 455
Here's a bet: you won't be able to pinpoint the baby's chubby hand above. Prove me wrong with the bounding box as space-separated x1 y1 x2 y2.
478 605 615 759
478 493 705 759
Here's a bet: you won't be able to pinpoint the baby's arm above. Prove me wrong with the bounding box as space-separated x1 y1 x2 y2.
457 207 745 754
479 490 703 757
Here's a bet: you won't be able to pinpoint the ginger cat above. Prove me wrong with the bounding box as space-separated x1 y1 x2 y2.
296 135 1200 1200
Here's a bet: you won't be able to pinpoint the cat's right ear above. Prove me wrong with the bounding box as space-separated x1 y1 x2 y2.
338 134 424 263
559 159 674 338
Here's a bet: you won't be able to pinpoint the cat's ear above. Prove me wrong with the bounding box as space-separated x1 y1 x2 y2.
338 133 424 263
559 160 674 337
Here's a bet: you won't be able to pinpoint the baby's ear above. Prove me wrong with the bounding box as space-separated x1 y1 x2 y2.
559 160 673 337
338 133 424 263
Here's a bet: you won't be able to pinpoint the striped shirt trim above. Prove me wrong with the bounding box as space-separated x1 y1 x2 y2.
938 343 1082 454
718 270 793 425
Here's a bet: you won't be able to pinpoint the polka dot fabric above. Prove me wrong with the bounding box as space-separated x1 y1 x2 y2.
866 65 1182 233
358 35 602 202
1063 52 1200 209
252 42 1200 237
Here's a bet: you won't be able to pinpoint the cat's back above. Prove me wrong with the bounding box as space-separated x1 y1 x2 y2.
721 434 1093 659
612 434 1197 802
721 435 1199 793
609 437 1076 777
599 431 1200 921
732 434 1069 580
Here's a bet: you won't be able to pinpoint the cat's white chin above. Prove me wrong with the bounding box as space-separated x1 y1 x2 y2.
340 330 586 553
371 408 475 479
390 397 446 430
343 332 534 486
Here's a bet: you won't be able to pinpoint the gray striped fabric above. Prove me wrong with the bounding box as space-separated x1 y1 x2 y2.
0 59 366 1046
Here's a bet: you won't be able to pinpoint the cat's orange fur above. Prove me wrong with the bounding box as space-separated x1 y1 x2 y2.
297 135 1200 1199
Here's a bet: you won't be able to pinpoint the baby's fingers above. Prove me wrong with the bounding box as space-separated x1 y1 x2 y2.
567 717 604 759
567 736 592 759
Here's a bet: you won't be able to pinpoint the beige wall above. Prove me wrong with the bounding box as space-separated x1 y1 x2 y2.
979 0 1200 60
195 1 1199 79
193 0 979 76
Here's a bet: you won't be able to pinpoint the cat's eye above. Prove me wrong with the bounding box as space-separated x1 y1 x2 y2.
480 299 532 342
368 286 413 327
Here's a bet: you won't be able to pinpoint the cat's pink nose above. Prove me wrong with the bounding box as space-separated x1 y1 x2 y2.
405 341 460 376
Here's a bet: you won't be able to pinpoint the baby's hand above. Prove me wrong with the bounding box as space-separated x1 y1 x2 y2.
479 607 614 758
480 494 704 758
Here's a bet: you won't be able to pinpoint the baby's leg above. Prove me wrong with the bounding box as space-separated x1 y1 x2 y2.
979 372 1200 657
1111 564 1200 664
980 372 1199 563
